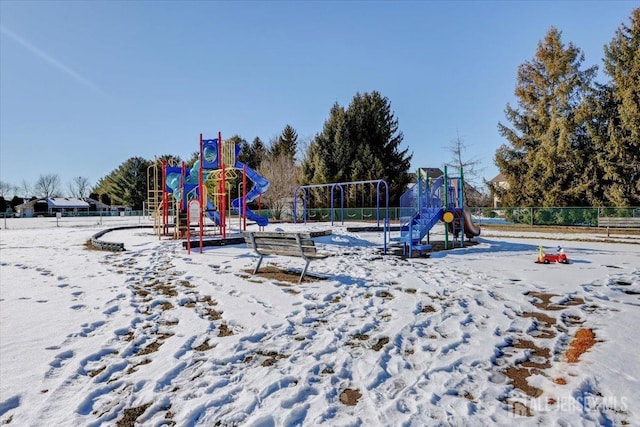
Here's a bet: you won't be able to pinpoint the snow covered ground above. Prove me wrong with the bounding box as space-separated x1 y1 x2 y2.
1 216 639 426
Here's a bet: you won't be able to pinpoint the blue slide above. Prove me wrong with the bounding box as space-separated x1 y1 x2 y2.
231 161 270 227
164 158 269 227
206 199 221 225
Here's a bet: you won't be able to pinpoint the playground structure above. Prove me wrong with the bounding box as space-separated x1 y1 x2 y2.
388 166 480 257
292 179 389 227
147 133 270 252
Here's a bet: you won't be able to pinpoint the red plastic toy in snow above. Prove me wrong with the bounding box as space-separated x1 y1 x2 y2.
536 245 570 264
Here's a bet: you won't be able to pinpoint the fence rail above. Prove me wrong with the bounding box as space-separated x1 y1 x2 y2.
2 207 639 228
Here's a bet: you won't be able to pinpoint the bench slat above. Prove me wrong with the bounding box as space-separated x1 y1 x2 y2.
599 217 640 228
243 231 315 239
242 231 328 282
243 236 316 247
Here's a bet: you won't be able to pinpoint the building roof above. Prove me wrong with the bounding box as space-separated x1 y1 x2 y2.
490 173 506 183
47 198 90 209
418 168 444 180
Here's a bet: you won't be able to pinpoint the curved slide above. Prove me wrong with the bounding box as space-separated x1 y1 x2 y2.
231 161 270 227
164 160 270 228
462 206 481 238
447 206 481 239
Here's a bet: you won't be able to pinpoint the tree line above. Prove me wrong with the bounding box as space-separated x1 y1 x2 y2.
493 8 639 207
2 8 638 213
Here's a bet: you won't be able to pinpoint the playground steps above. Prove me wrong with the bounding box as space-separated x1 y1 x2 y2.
398 207 443 245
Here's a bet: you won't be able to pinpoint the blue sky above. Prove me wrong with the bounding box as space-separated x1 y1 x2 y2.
0 1 636 195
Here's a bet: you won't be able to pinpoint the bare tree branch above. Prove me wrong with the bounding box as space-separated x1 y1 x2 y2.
258 154 300 220
68 176 91 198
35 174 62 198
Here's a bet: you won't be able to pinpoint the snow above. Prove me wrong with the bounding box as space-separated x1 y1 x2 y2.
1 216 639 426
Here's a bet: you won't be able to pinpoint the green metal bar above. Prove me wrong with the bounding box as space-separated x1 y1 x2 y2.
444 165 449 250
460 167 464 248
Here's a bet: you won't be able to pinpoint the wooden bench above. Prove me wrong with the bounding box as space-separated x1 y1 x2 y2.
243 231 328 282
598 217 640 236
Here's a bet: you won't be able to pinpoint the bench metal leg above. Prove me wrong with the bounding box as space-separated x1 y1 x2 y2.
254 255 264 274
299 259 311 283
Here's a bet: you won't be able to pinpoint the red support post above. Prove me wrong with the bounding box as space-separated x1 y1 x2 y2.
218 131 226 238
243 164 247 231
162 160 168 236
199 133 204 252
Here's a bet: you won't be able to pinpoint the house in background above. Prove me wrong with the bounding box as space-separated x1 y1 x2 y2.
489 173 509 208
14 198 129 217
46 198 90 215
86 198 112 212
14 199 48 217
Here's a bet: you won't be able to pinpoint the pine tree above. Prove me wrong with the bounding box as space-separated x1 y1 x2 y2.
495 28 597 207
250 137 267 170
600 8 640 206
303 103 350 185
301 92 412 206
581 84 616 205
270 125 298 161
93 157 151 210
350 92 412 205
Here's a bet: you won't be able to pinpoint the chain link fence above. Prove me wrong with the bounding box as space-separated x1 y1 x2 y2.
3 206 639 228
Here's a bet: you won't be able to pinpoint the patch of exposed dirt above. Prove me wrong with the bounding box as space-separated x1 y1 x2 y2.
116 402 152 427
88 366 106 378
521 311 556 327
243 266 325 283
218 324 234 337
158 301 174 311
566 329 596 363
339 388 362 406
203 308 222 321
257 350 289 367
154 284 178 297
527 292 584 311
505 366 543 397
136 340 162 356
193 339 214 351
371 336 390 351
513 339 551 369
502 338 551 398
376 291 394 299
126 359 151 374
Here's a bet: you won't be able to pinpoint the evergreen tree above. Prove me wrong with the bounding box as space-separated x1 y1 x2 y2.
495 28 597 207
251 137 267 168
270 125 298 161
600 8 640 205
303 103 350 184
236 138 253 168
581 84 616 205
93 157 151 210
301 92 412 206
